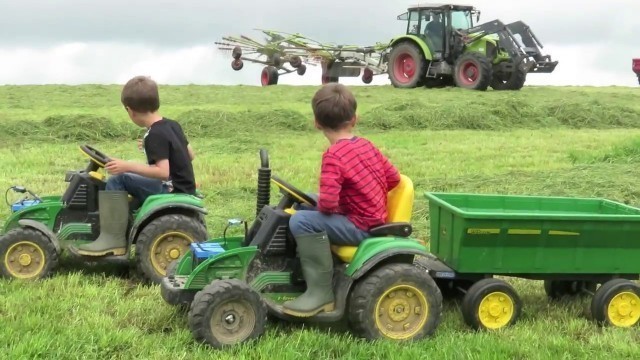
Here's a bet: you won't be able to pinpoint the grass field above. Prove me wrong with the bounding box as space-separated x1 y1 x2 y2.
1 84 640 359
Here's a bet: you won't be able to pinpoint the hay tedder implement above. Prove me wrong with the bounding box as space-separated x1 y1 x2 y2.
216 3 558 91
633 58 640 85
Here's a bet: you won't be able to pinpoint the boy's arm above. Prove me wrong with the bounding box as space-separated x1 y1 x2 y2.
187 144 195 161
317 153 343 214
382 154 401 190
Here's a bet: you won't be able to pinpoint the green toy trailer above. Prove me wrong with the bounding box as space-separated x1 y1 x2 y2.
0 145 208 284
421 192 640 329
161 149 443 348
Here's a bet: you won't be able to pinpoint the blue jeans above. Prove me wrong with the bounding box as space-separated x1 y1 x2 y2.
289 193 370 246
106 173 169 204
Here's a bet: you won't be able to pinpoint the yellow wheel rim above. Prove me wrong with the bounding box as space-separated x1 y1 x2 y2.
607 291 640 327
210 299 257 345
4 241 46 279
478 291 515 329
374 284 429 340
150 231 194 276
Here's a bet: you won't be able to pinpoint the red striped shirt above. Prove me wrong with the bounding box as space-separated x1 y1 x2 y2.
317 136 400 231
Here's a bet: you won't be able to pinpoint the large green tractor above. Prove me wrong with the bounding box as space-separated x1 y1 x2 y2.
385 3 558 90
0 145 208 283
161 149 443 348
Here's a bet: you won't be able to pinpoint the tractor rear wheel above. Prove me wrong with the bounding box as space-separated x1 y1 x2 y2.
189 279 267 349
453 52 492 90
0 228 58 280
348 263 443 341
388 41 426 88
135 214 207 284
490 65 527 90
261 66 278 86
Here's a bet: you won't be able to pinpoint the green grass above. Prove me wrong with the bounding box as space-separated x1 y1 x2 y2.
1 84 640 359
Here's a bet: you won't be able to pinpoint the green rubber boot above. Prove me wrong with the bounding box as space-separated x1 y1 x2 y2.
69 191 129 257
282 232 335 317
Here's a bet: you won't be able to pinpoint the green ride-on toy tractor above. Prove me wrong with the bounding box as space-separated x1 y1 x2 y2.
0 144 208 284
161 149 443 348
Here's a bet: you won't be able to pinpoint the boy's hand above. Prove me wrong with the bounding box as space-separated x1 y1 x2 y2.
137 139 143 151
105 159 131 175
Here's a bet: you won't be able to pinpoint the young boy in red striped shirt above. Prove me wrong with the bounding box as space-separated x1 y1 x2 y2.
282 83 401 317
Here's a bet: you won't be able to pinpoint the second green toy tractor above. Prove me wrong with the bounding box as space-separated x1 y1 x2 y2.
161 149 444 348
385 3 558 90
0 144 208 284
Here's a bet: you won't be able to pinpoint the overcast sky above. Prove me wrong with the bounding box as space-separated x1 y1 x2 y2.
0 0 638 86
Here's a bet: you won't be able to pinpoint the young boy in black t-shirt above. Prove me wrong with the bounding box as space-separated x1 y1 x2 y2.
69 75 196 257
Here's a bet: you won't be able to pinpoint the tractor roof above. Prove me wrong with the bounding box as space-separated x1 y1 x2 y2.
407 3 476 11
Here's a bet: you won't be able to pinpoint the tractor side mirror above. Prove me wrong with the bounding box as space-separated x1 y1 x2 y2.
477 11 481 22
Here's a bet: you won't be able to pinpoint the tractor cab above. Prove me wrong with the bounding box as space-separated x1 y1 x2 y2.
398 4 479 59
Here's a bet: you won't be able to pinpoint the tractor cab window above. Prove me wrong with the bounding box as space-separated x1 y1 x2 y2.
450 10 473 30
404 10 422 35
421 11 444 52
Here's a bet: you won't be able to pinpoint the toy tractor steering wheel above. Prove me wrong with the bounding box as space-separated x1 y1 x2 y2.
80 144 113 168
271 175 317 207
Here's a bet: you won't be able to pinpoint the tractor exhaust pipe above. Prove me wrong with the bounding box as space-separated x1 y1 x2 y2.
256 148 270 216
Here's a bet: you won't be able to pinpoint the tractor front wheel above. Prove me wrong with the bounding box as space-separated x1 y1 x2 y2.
388 41 426 88
189 279 267 349
490 65 527 90
135 214 207 284
453 52 493 90
261 66 279 86
0 228 58 280
348 263 443 341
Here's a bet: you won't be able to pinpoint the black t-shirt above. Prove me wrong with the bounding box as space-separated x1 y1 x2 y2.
143 118 196 195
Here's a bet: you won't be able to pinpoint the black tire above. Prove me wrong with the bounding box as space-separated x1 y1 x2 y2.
490 65 527 90
232 46 242 60
261 66 278 86
453 52 493 90
544 280 597 300
188 279 268 349
289 55 302 68
296 64 306 76
135 214 207 284
591 279 640 327
348 263 443 341
387 41 426 88
231 59 243 71
0 228 58 280
160 260 195 311
461 278 522 330
362 68 373 84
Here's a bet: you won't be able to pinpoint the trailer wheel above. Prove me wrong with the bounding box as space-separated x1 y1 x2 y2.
590 279 640 327
461 278 522 330
261 66 279 86
388 41 426 88
544 280 597 300
188 279 267 348
453 52 492 91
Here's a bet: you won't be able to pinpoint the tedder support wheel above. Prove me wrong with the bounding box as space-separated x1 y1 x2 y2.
261 66 279 86
453 52 493 91
591 278 640 327
388 41 426 88
347 263 443 341
188 279 268 349
0 228 58 280
461 278 522 330
135 214 207 284
544 280 597 300
490 66 527 90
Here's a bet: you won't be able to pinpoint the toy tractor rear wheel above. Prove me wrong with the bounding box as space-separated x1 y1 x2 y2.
261 66 279 86
453 52 493 90
490 65 527 90
0 228 58 280
461 278 522 330
591 278 640 327
388 41 426 88
348 263 443 341
188 279 267 349
135 214 207 284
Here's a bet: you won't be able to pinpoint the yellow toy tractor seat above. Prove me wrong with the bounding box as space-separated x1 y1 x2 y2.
331 174 414 263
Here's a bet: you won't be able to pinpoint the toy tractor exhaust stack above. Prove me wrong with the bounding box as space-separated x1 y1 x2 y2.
256 149 270 216
633 58 640 85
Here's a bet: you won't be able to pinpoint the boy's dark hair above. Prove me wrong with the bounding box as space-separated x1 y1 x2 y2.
121 76 160 113
311 83 357 130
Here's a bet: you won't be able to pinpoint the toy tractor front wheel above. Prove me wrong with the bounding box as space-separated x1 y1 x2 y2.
453 52 493 90
0 228 58 280
135 214 207 284
189 279 268 349
348 263 443 341
388 41 426 88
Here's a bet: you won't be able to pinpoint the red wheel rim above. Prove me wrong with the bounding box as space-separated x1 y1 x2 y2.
459 61 479 85
261 69 269 86
393 53 416 83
